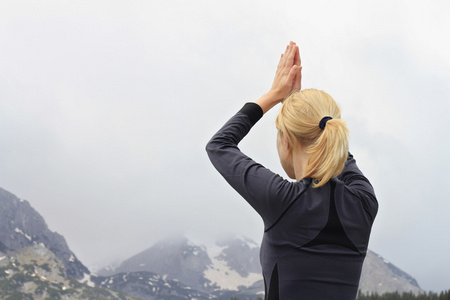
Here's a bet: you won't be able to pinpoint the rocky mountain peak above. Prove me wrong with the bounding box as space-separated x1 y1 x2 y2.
0 244 136 299
101 235 214 291
98 235 424 298
359 250 422 295
0 187 89 279
213 236 261 278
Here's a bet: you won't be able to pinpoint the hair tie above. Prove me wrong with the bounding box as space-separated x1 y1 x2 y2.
319 116 333 130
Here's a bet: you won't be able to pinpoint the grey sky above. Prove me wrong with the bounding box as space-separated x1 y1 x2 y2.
1 0 449 292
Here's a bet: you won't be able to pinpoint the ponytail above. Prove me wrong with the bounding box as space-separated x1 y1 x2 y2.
276 89 349 188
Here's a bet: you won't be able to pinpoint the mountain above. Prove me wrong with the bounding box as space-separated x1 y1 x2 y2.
98 236 423 298
95 236 266 299
0 187 89 280
97 236 264 294
0 244 137 299
0 186 423 299
203 236 263 294
359 250 422 295
91 271 215 300
99 236 215 292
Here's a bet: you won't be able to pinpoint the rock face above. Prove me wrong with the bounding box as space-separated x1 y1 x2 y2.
97 236 265 299
203 236 264 294
0 187 89 280
100 236 214 292
0 244 136 299
214 236 261 277
91 271 215 300
359 250 422 295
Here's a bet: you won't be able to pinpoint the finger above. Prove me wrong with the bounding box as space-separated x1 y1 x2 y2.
277 44 290 70
293 66 302 91
288 42 297 63
287 65 300 87
283 43 296 70
280 44 290 64
294 45 301 67
278 42 296 72
277 53 284 69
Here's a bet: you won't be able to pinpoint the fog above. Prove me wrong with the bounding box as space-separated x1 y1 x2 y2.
1 0 449 292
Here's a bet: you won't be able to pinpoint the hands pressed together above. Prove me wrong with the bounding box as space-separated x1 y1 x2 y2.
255 41 302 114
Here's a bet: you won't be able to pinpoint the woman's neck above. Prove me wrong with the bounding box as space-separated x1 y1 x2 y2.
292 144 310 181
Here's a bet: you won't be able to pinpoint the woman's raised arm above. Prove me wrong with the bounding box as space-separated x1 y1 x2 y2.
255 41 302 114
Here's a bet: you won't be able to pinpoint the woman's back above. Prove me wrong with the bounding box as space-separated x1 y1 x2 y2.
261 175 376 299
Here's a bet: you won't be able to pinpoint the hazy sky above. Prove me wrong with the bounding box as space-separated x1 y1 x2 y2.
1 0 449 292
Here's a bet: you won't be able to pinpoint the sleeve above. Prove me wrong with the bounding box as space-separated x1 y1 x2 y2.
205 103 309 228
337 153 378 222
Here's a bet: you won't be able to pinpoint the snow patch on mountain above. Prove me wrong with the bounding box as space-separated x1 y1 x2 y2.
205 256 262 291
202 237 263 291
80 272 95 287
14 227 32 241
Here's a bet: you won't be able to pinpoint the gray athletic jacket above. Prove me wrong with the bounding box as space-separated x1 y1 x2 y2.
206 103 378 300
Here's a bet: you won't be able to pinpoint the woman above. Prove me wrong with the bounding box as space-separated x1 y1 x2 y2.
206 42 378 300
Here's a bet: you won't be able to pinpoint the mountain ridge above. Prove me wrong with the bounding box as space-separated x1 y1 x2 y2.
0 187 89 280
0 243 137 299
98 235 423 297
0 186 424 299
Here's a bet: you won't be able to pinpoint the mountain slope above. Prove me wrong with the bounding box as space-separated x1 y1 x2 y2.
99 236 423 297
203 236 263 293
91 271 215 300
359 250 422 295
101 236 214 292
0 186 423 298
0 187 89 279
0 244 136 299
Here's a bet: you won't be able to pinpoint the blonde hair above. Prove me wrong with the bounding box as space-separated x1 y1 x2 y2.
275 89 349 188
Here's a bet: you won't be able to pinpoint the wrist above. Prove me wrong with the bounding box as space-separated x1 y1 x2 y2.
255 91 283 114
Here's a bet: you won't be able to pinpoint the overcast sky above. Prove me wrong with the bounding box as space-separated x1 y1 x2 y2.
1 0 449 293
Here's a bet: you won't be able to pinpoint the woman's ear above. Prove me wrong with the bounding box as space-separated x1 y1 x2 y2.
278 131 291 156
283 134 291 153
277 130 295 179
